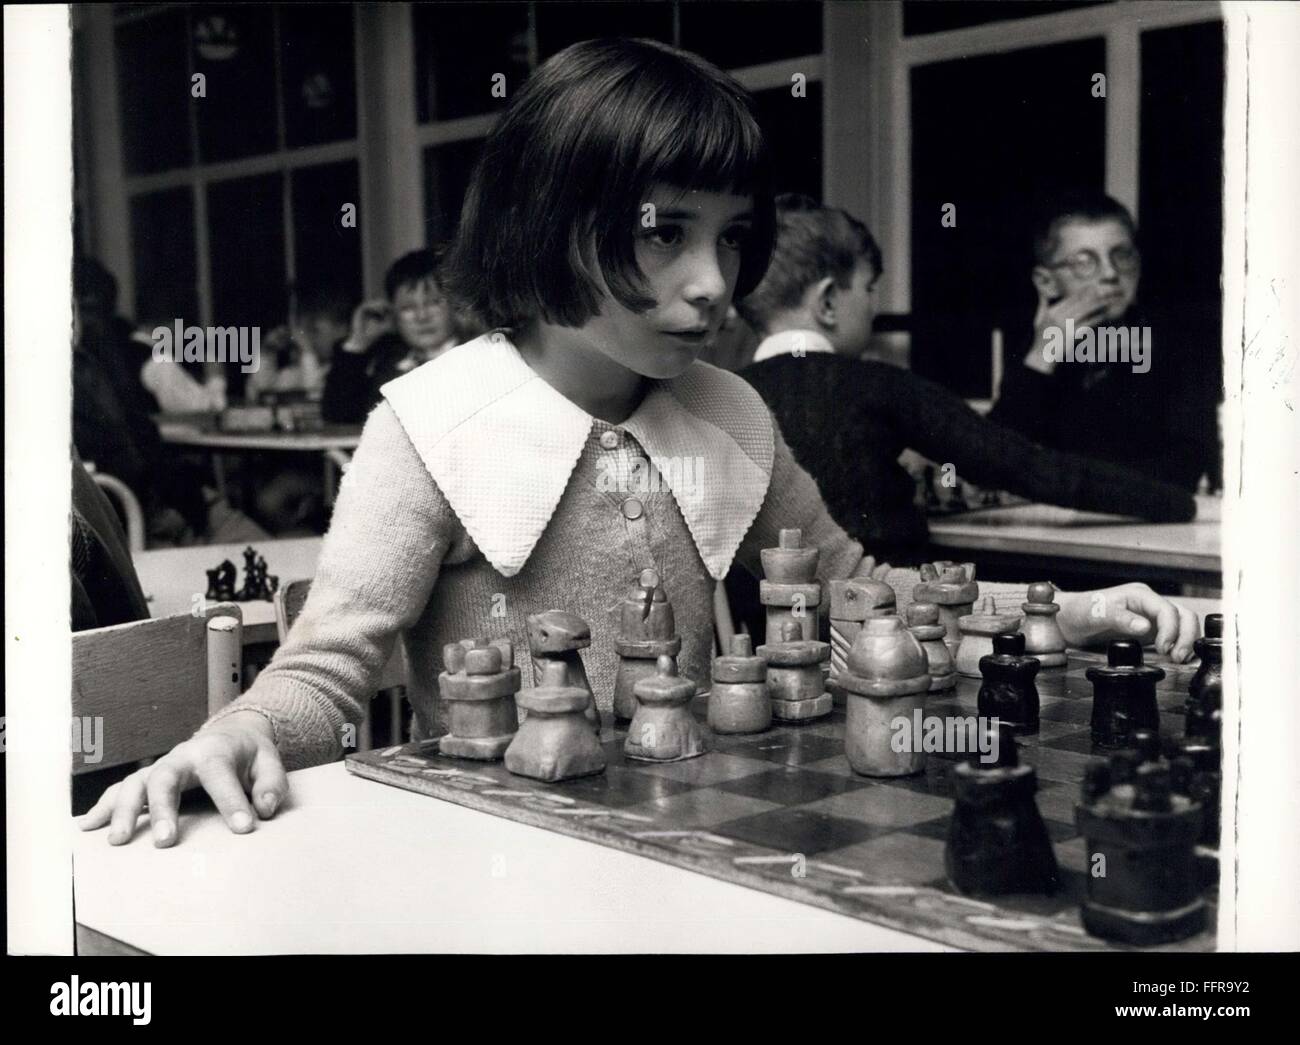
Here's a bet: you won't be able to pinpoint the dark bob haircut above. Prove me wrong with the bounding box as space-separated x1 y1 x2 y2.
442 37 775 330
384 246 445 300
1031 191 1138 266
735 193 882 334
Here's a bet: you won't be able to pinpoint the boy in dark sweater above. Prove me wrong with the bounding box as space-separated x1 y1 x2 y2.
734 195 1199 563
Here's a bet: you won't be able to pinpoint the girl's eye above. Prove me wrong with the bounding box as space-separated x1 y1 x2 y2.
644 226 684 248
720 226 751 251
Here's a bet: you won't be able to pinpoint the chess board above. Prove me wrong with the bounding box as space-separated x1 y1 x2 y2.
345 649 1217 952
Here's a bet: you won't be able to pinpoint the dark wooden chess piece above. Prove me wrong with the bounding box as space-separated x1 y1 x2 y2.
1019 582 1068 668
759 528 821 643
624 654 709 762
612 569 681 723
913 562 978 652
206 560 237 602
504 660 606 782
437 638 521 760
945 721 1059 897
906 601 956 692
977 632 1041 735
757 620 832 723
828 577 896 684
526 610 599 731
1087 640 1165 750
1186 613 1223 743
1075 754 1207 945
840 615 932 777
707 634 771 735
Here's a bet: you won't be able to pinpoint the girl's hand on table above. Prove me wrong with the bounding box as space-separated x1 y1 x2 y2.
1056 584 1200 663
77 711 287 848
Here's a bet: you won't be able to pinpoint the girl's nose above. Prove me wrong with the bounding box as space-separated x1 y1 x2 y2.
683 248 728 306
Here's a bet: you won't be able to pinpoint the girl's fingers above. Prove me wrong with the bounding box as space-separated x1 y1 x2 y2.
194 758 257 835
107 773 149 845
78 780 123 831
249 744 289 820
145 762 190 848
1170 603 1200 663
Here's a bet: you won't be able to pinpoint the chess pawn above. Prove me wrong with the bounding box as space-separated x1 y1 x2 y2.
1170 735 1222 851
437 638 521 760
828 577 897 681
839 615 932 777
977 632 1041 735
1186 613 1223 744
758 621 833 723
945 721 1059 896
912 563 978 652
905 602 956 692
505 660 607 782
759 528 821 643
953 596 1021 678
1018 582 1067 668
625 655 709 762
1075 758 1206 945
1087 640 1165 750
527 610 600 731
612 568 682 723
708 634 771 735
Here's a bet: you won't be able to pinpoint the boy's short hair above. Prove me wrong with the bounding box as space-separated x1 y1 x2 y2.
443 37 775 330
384 247 445 301
734 194 882 334
1031 191 1138 265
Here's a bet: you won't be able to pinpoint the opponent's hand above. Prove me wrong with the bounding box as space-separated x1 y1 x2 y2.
857 556 894 580
1056 584 1200 663
77 711 287 848
344 298 392 354
1024 285 1114 374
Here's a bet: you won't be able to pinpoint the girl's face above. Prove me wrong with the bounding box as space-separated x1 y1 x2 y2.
393 278 452 355
577 186 755 380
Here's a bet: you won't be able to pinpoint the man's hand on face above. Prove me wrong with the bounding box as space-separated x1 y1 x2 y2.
1025 284 1114 374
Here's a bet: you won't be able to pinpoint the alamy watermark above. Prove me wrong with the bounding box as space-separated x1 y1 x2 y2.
1041 320 1151 374
152 320 261 374
596 454 706 501
890 711 1001 764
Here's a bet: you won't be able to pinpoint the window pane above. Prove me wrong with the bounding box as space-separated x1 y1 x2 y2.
115 8 192 174
910 39 1106 398
423 139 484 244
193 4 278 162
903 1 1109 36
291 161 362 303
753 81 823 200
207 172 285 331
680 1 822 70
130 188 199 325
414 2 530 122
535 2 674 62
280 3 357 148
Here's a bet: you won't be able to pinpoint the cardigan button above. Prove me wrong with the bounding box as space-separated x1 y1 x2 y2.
621 497 644 520
599 430 620 450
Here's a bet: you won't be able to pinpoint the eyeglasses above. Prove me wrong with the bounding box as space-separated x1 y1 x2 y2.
397 297 446 319
1046 245 1141 280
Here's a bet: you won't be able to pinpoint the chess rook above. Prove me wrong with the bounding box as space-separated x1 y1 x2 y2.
1087 640 1165 749
526 609 599 731
912 562 978 652
905 601 956 692
437 637 521 760
839 615 932 777
505 660 606 782
612 569 682 723
758 620 833 723
1018 582 1068 668
708 634 771 735
1076 755 1206 945
1186 613 1223 744
625 654 709 762
759 528 821 643
953 596 1021 678
828 577 896 681
976 632 1041 735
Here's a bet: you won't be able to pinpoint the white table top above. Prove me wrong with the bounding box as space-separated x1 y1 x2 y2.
929 497 1221 573
71 762 949 954
158 419 361 453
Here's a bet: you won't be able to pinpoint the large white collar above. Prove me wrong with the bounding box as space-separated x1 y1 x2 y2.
751 328 836 363
381 333 774 579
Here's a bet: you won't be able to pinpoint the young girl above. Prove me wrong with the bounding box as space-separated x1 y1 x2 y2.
82 38 1198 847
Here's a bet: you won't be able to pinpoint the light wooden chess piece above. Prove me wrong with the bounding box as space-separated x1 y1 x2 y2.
625 655 709 762
1018 582 1068 668
505 660 606 782
839 615 932 777
708 634 771 735
906 602 957 692
437 637 521 760
612 568 681 723
526 609 600 731
828 576 896 682
758 620 833 722
912 562 979 652
760 528 821 642
954 596 1022 678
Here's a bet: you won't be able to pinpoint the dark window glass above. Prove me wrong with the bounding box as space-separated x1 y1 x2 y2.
130 188 199 324
291 160 363 303
903 1 1109 36
423 139 485 244
753 80 823 201
414 2 531 122
207 172 286 331
535 1 674 61
115 8 193 174
192 4 278 162
280 3 357 148
910 39 1106 398
680 1 822 70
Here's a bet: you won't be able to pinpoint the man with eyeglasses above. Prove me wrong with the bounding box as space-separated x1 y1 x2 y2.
990 192 1221 492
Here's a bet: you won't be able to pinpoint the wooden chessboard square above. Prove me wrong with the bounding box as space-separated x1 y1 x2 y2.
545 765 697 808
712 765 871 805
800 783 954 828
627 751 776 787
1047 730 1103 756
1027 718 1090 742
723 731 847 766
618 786 782 829
819 832 949 886
712 806 890 856
873 758 960 797
1024 744 1100 784
1038 700 1094 724
1035 782 1084 823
